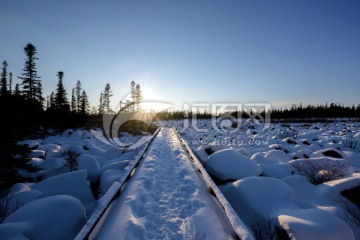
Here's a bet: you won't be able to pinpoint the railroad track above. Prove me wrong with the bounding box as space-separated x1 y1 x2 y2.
75 127 254 240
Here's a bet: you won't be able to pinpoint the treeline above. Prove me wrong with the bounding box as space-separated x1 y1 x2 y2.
271 103 360 119
154 103 360 120
0 43 145 190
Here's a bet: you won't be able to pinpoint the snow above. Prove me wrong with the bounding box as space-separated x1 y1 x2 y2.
32 170 97 215
158 119 360 239
278 209 354 240
90 128 236 239
77 154 101 182
0 195 86 240
206 149 261 181
222 177 355 240
3 121 360 239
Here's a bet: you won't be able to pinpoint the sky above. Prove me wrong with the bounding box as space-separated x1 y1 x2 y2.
1 0 359 110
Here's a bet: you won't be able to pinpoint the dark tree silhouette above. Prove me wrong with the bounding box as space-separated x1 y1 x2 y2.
0 61 8 96
53 71 69 112
102 83 112 114
8 72 13 94
75 80 82 113
80 90 90 115
71 88 76 112
18 43 43 106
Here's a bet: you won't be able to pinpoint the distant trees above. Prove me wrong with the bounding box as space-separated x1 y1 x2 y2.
18 43 43 106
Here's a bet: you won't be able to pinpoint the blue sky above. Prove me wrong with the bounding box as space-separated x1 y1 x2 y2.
1 0 359 109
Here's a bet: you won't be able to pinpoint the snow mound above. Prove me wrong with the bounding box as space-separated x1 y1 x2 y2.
311 148 345 159
279 208 354 240
264 150 290 163
29 150 45 158
100 170 122 194
32 170 97 215
77 154 101 181
6 190 43 211
0 195 86 240
38 143 61 152
206 149 261 181
222 177 354 240
18 140 38 149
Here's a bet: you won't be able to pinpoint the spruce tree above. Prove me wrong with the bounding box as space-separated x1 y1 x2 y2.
98 92 103 114
80 90 90 115
71 88 76 112
135 83 142 110
14 84 20 96
75 80 82 113
0 61 8 96
50 91 55 108
18 43 43 105
53 71 69 111
102 83 113 114
9 72 13 95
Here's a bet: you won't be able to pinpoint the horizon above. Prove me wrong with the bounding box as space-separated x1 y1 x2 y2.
1 0 359 110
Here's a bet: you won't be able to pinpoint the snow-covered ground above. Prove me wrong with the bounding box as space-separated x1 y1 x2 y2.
156 119 360 239
0 129 148 239
1 120 360 239
90 128 236 239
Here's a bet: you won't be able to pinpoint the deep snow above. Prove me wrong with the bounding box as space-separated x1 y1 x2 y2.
90 128 236 239
1 120 360 239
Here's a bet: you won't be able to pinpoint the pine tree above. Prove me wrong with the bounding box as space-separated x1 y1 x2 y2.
18 43 43 105
75 80 82 112
50 91 55 108
135 83 142 110
71 88 76 112
102 83 113 114
130 81 136 111
98 92 103 114
80 90 90 115
8 72 13 95
14 84 20 96
0 61 8 96
53 71 69 111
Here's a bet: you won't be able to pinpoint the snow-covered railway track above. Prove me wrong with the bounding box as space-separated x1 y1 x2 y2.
76 127 254 240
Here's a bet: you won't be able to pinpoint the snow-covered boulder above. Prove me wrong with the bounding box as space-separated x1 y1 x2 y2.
264 150 290 163
100 170 122 195
18 140 39 149
86 146 105 156
102 158 130 171
67 145 86 155
69 130 83 140
260 163 293 178
6 190 43 211
206 149 261 181
0 195 86 240
38 144 61 152
310 148 345 159
32 170 97 214
77 154 101 181
29 150 45 159
222 177 355 240
279 208 354 240
104 147 124 160
10 183 31 194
